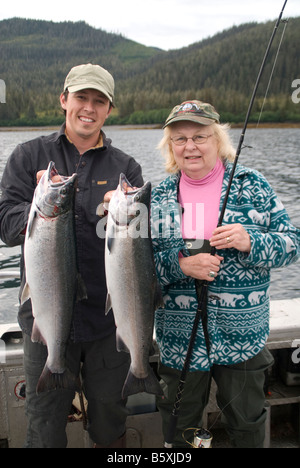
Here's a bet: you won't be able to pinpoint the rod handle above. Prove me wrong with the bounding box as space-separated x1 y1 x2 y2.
164 413 179 448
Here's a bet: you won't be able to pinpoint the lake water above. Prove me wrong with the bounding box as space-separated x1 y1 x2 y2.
0 126 299 324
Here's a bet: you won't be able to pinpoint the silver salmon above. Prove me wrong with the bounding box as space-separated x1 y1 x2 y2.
104 174 164 399
21 162 87 394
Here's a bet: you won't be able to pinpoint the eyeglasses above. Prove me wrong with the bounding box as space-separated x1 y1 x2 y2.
170 134 213 146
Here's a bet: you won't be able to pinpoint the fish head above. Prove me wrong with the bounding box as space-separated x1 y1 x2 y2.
35 162 78 218
109 174 151 227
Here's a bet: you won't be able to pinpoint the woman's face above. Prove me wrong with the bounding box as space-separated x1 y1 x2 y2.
170 121 219 179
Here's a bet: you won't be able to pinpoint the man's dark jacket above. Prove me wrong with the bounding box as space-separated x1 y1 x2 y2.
0 125 143 342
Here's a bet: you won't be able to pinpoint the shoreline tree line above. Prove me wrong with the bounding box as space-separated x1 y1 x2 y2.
0 17 299 127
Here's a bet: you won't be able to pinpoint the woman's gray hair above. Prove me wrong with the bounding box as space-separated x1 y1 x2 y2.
158 122 236 174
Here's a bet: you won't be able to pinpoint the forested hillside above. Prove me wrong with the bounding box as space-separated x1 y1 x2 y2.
0 17 299 126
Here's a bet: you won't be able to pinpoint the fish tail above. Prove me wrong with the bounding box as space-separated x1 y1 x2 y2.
122 365 164 399
36 365 78 394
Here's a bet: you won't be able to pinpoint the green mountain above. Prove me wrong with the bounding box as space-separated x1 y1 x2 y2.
0 17 299 126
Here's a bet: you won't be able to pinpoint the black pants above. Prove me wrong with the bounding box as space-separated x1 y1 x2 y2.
23 332 130 448
157 347 274 448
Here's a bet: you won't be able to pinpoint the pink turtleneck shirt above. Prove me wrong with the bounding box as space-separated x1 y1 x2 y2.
178 159 225 240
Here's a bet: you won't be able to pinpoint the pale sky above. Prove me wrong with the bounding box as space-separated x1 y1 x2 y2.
1 0 299 50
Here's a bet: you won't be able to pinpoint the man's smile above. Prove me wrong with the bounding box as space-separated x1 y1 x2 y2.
79 116 95 123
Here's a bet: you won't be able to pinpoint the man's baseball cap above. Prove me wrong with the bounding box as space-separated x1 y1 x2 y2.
163 100 220 128
64 63 115 106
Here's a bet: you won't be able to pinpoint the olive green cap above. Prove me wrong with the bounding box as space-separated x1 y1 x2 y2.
163 100 220 128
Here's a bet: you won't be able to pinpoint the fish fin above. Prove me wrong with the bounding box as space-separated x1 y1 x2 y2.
154 281 164 309
116 332 130 353
76 273 88 302
105 294 112 315
36 365 78 394
31 320 47 346
106 218 116 254
107 234 115 253
122 365 164 399
20 282 31 305
27 209 37 238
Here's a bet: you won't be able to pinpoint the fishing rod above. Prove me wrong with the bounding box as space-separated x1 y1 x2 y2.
164 0 289 448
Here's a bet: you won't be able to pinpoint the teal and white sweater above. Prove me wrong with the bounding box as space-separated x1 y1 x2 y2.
151 162 300 371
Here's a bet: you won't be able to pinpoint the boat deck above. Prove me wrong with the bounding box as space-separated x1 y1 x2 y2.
0 297 299 448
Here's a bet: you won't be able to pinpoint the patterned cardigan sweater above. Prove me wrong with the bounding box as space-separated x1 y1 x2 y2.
151 162 300 371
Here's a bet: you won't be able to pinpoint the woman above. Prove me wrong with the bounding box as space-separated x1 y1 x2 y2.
151 100 300 448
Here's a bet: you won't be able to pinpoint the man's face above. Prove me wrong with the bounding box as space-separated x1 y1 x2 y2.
60 88 112 141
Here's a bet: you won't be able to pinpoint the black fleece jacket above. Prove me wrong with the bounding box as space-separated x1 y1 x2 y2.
0 124 143 342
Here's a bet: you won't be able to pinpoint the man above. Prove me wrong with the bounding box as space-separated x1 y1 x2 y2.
0 64 143 448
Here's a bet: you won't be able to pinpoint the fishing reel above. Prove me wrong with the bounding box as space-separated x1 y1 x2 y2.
182 427 213 448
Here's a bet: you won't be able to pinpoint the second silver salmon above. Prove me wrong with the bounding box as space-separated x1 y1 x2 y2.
104 174 163 399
